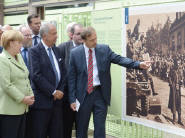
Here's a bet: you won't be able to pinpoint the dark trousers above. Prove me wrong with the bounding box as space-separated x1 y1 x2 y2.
31 106 63 138
76 88 107 138
0 114 26 138
63 102 76 138
24 108 33 138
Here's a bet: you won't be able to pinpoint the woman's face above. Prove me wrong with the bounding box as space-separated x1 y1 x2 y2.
10 40 22 55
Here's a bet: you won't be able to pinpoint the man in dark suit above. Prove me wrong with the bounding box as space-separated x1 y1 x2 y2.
58 23 83 69
27 14 41 47
29 22 66 138
58 23 83 138
68 27 152 138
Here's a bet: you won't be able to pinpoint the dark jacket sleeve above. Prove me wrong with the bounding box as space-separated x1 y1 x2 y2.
56 49 67 93
68 50 77 104
58 43 66 61
107 45 140 69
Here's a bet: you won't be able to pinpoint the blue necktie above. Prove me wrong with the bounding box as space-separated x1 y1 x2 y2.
22 48 28 67
34 36 38 46
48 48 59 86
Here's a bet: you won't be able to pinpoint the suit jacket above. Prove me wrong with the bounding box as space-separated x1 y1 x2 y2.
68 44 140 105
58 40 75 102
0 50 33 115
0 46 3 53
29 42 66 109
58 40 74 70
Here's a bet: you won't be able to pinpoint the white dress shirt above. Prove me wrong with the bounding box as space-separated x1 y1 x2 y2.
84 44 101 86
41 40 61 81
72 41 77 47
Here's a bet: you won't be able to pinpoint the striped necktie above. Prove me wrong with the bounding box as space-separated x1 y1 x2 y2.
87 49 93 94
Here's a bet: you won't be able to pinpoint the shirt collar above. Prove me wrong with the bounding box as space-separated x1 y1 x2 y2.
72 41 76 47
21 47 27 52
83 44 94 52
41 39 50 51
32 34 41 39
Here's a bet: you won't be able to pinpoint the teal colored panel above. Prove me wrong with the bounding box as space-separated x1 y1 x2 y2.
4 0 28 6
4 14 28 25
62 6 92 14
45 9 63 15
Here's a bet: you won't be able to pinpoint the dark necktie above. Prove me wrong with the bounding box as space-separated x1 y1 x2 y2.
87 49 93 94
48 48 59 86
22 48 28 67
34 36 38 46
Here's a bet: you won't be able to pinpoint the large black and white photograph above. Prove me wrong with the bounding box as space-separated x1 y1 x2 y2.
124 3 185 136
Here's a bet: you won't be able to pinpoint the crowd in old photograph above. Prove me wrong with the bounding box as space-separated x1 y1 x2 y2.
126 18 185 125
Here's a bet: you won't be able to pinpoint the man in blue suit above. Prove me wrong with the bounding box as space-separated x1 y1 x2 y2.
29 22 66 138
68 27 152 138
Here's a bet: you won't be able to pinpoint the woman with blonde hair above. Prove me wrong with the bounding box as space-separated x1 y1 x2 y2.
0 30 34 138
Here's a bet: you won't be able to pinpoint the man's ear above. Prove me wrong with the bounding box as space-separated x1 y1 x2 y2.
42 33 47 40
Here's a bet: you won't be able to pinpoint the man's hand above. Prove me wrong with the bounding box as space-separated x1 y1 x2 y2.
53 90 64 100
22 96 35 105
139 61 153 70
70 103 76 111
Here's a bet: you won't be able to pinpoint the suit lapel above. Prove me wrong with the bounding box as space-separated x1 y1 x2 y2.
81 46 87 74
52 46 62 71
94 45 101 73
4 51 25 71
69 41 74 50
39 43 53 71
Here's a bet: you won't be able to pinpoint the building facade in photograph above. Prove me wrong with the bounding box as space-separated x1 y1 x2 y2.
170 12 185 55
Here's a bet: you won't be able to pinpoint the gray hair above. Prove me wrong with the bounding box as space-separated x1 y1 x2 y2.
17 24 29 32
71 23 83 34
66 22 76 33
40 22 56 38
